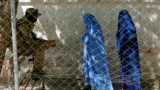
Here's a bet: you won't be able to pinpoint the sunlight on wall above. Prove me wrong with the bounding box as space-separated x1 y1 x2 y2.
152 33 158 40
43 0 57 2
143 27 147 32
19 0 31 2
55 24 65 44
158 61 160 69
135 22 141 29
149 13 158 22
55 24 61 39
157 53 160 59
144 0 154 2
53 6 59 10
68 0 78 2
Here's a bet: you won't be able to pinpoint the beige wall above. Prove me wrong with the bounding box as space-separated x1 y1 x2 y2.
19 0 160 3
17 1 160 81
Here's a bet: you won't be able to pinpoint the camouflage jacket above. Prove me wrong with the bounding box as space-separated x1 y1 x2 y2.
16 16 35 45
16 16 49 56
16 16 36 55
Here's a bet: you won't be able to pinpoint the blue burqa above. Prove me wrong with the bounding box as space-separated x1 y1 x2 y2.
116 10 141 90
82 13 113 90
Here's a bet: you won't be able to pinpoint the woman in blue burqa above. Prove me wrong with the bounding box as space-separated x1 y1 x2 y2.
116 10 141 90
82 13 113 90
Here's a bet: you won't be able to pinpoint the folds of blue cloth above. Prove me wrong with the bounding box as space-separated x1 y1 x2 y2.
82 13 113 90
116 10 141 90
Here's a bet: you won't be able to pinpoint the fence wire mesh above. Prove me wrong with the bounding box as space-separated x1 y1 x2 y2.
1 0 160 90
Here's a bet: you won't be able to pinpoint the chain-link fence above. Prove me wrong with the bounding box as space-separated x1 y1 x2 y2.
1 0 160 90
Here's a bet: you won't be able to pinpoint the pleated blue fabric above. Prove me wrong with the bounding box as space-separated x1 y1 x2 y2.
82 13 113 90
116 10 141 90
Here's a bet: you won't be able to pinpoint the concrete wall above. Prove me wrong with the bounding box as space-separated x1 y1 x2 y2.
17 0 160 81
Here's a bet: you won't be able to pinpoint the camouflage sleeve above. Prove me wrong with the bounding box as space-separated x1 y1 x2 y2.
17 24 41 46
17 24 31 41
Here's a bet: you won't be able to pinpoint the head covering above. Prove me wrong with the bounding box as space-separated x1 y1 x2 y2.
116 10 141 90
82 13 113 90
25 8 41 16
25 8 41 23
83 13 104 42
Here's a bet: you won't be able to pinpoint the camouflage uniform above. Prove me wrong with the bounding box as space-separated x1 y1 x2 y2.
16 8 50 77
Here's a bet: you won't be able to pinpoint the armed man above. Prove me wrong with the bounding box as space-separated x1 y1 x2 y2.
15 8 56 80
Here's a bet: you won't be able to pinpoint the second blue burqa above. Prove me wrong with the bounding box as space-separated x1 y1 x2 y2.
116 10 141 90
82 13 113 90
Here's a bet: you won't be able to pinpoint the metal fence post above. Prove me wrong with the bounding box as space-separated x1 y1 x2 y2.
10 0 19 90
